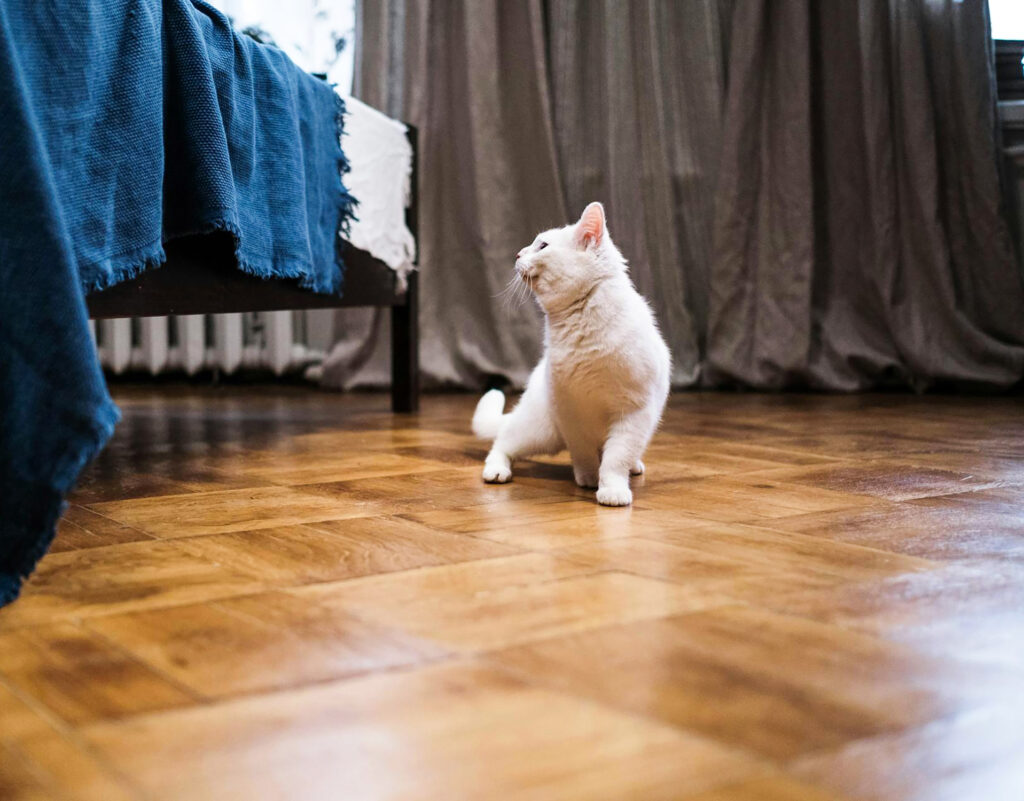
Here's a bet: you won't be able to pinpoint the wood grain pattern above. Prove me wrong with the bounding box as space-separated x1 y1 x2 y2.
89 485 381 538
228 450 449 485
739 563 1024 670
762 495 1024 562
740 462 1006 502
82 661 763 801
635 473 881 521
790 702 1024 801
636 518 935 581
0 539 267 631
50 506 154 553
295 561 726 652
404 497 660 549
0 387 1021 800
175 517 518 586
84 592 448 698
0 623 194 723
490 605 1005 761
680 775 849 801
0 683 135 801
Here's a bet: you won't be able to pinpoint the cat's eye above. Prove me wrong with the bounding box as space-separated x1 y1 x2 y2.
537 241 548 250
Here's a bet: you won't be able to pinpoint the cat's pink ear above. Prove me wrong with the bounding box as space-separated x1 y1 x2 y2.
575 202 606 249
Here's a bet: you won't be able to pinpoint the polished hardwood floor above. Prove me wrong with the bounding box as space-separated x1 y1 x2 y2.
1 387 1022 800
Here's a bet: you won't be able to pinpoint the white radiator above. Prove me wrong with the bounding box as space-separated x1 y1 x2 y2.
91 310 336 376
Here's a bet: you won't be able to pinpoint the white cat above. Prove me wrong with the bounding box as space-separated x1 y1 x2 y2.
472 202 671 506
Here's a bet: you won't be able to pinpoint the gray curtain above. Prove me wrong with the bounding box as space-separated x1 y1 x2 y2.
322 0 1024 392
544 0 733 385
708 0 1024 389
323 0 565 389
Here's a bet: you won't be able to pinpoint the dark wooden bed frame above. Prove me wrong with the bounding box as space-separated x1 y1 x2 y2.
87 128 420 413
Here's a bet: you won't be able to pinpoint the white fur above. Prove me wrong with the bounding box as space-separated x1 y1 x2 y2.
472 389 506 439
473 202 670 506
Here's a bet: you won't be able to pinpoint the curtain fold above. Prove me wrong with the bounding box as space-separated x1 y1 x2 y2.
544 0 731 385
322 0 564 389
708 0 1024 389
326 0 1024 392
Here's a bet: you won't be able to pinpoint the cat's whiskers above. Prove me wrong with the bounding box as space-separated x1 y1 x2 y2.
498 271 535 315
493 275 518 300
522 274 537 306
494 274 522 315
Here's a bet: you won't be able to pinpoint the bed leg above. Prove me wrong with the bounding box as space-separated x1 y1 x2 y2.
391 270 419 413
391 124 419 414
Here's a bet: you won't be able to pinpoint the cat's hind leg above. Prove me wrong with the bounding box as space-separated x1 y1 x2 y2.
596 404 660 506
482 368 562 483
562 429 600 489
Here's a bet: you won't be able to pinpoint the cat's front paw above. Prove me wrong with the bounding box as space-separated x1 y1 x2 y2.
630 460 645 476
482 461 512 484
596 483 633 507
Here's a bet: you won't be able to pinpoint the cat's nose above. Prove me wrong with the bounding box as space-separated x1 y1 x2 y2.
516 249 526 260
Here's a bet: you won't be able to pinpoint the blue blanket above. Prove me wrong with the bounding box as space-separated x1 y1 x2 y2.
0 0 355 606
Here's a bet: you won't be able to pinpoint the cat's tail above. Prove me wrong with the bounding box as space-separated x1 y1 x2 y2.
472 389 506 440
